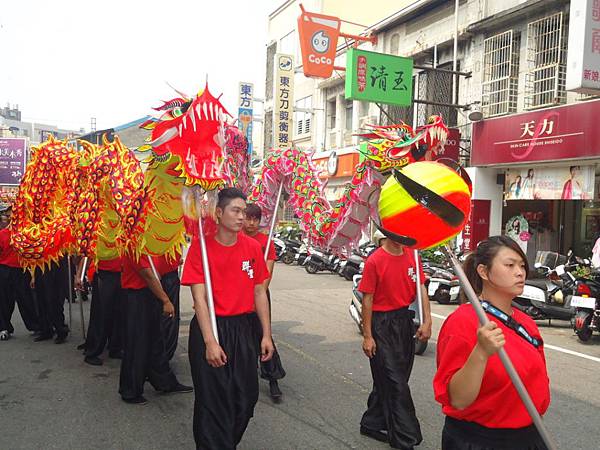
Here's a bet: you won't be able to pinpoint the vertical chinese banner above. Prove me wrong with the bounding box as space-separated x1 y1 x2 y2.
237 82 254 159
461 200 491 252
273 53 295 149
566 0 600 94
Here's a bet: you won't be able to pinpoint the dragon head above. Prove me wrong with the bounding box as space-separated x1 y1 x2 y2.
356 115 449 171
144 84 232 190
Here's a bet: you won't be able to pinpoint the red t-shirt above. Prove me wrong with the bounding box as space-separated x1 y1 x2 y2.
0 228 20 268
98 257 123 272
121 255 152 290
433 303 550 428
181 233 269 316
358 247 425 311
153 253 181 276
245 231 276 262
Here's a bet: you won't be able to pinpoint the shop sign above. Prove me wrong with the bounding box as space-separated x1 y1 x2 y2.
505 165 595 200
0 185 19 209
461 199 491 252
345 48 413 106
273 54 295 149
297 9 341 78
471 100 600 165
566 0 600 95
312 151 359 179
237 82 254 157
0 138 27 185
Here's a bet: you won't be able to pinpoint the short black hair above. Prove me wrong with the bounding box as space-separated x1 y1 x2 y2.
245 203 262 220
217 187 247 210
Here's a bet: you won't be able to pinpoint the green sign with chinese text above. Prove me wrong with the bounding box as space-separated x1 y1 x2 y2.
345 48 413 106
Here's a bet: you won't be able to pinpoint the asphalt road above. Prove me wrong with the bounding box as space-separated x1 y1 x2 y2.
1 262 599 449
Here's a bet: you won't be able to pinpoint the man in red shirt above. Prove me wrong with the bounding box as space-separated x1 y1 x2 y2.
358 232 432 449
118 252 192 405
76 257 125 365
182 188 274 449
243 203 286 400
153 249 182 361
0 210 40 340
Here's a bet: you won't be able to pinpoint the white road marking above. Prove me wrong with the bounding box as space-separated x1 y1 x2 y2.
430 311 600 364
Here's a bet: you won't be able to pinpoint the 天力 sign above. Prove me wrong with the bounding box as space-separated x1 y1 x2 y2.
345 48 413 106
273 53 295 149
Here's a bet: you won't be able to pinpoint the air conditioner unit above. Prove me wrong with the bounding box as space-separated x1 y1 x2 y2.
358 116 377 130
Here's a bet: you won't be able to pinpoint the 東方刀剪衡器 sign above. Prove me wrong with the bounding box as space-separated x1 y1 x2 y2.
273 53 295 149
345 48 413 106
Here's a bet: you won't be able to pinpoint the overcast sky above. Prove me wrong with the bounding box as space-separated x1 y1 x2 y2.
0 0 279 131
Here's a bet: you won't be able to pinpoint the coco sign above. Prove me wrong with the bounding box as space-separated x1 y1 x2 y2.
298 9 341 78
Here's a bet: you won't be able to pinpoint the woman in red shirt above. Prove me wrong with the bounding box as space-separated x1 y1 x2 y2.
433 236 550 449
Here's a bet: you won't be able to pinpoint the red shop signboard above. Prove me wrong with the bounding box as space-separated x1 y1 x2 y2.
462 200 491 252
471 100 600 166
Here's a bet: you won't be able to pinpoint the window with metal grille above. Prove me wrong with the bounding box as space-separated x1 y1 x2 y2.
294 96 312 136
482 30 520 117
525 12 567 109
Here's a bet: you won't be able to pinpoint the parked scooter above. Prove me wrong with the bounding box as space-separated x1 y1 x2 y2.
570 269 600 342
426 265 460 304
303 247 341 274
349 275 427 355
338 242 376 281
513 259 583 322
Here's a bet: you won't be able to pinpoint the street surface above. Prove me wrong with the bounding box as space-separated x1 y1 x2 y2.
1 262 599 449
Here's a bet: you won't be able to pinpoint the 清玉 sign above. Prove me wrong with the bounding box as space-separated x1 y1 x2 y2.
345 48 413 106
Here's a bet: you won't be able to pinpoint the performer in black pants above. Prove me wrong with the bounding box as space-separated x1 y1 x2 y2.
243 203 286 399
0 224 40 340
118 253 192 405
80 257 124 365
34 257 69 344
183 188 274 449
153 253 181 361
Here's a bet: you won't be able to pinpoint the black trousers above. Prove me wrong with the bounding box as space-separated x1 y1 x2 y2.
442 417 548 450
160 270 180 361
119 288 178 400
34 262 68 337
85 270 124 358
189 314 259 450
253 290 285 381
360 308 422 450
0 265 39 333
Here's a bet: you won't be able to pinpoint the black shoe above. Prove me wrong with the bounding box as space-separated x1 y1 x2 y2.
54 334 68 344
108 350 124 359
77 342 87 351
122 396 148 405
84 356 103 366
269 380 282 400
34 333 54 342
360 426 388 443
162 382 193 394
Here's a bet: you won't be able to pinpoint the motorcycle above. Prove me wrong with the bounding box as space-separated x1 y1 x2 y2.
513 259 585 322
570 271 600 342
338 242 376 281
349 275 427 355
426 265 460 304
303 248 341 274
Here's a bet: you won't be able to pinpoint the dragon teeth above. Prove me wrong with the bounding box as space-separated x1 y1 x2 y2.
183 116 187 129
190 109 197 131
203 103 209 120
195 104 202 120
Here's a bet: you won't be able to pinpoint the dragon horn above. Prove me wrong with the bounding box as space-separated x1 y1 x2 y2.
149 127 178 147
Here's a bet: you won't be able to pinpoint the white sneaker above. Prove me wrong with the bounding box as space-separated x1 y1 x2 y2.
0 330 9 341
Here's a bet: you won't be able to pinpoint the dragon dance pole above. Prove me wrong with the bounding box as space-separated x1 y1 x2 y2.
442 244 557 450
413 250 424 326
264 181 285 262
79 256 88 339
66 256 73 331
198 213 219 343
